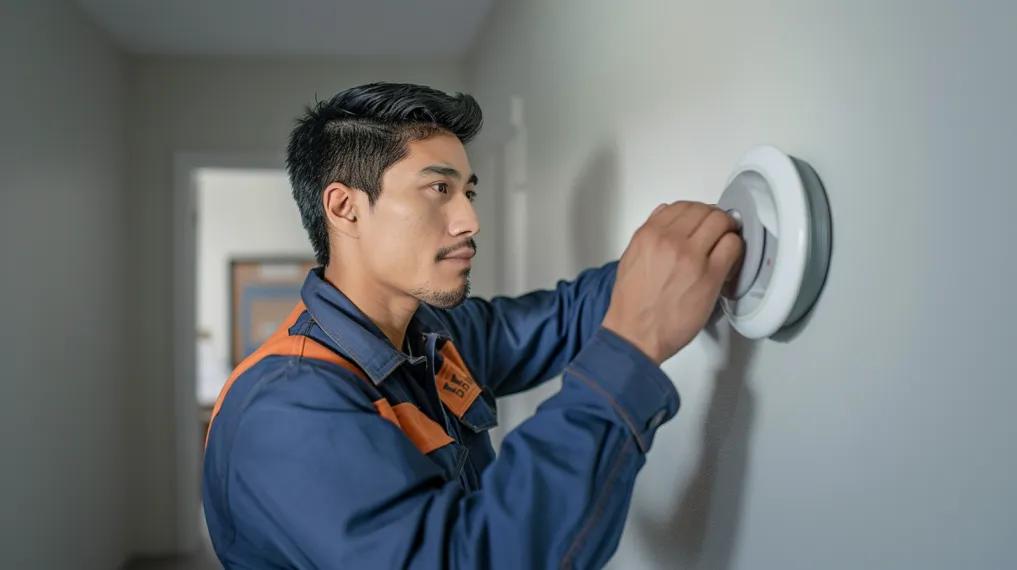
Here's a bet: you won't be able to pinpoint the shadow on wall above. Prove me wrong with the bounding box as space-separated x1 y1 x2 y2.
636 309 759 570
568 141 757 569
569 143 621 275
630 158 835 564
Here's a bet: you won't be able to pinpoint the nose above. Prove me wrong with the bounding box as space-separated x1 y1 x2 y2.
448 193 480 238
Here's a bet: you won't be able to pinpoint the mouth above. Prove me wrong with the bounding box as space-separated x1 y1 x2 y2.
440 248 475 263
440 257 473 268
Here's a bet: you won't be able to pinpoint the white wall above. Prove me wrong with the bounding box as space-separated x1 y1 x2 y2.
467 1 1017 568
126 56 480 552
0 0 130 567
195 168 312 405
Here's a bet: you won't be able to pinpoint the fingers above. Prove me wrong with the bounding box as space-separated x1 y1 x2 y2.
690 207 741 254
645 200 693 229
668 202 718 236
707 232 745 284
645 203 743 272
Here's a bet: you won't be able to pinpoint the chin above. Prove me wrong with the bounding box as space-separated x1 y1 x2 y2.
415 274 471 309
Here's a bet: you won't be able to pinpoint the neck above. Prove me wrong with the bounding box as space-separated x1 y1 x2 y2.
322 262 419 353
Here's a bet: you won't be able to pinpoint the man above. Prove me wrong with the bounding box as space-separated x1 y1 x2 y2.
203 82 744 568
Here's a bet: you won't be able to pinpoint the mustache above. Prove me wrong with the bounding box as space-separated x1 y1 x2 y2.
436 238 477 261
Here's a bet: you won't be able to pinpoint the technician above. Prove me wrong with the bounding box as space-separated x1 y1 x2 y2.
202 82 745 569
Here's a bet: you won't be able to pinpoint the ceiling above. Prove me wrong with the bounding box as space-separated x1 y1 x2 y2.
74 0 496 58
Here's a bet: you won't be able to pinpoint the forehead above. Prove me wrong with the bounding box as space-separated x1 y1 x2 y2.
399 132 471 170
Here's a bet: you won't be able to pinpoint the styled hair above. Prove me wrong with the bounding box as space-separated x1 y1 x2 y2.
286 82 483 266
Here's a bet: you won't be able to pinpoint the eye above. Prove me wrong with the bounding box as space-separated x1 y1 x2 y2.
466 190 478 202
431 182 449 194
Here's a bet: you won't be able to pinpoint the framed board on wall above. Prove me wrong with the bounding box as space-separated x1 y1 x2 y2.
230 257 316 366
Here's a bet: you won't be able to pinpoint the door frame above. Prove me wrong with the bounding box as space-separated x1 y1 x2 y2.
171 151 285 551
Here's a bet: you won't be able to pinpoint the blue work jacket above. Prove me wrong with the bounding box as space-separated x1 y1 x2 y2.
202 260 680 568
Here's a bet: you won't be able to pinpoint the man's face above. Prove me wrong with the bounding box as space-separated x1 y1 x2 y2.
356 132 479 309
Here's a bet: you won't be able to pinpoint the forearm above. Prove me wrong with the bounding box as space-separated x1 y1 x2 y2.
440 260 620 397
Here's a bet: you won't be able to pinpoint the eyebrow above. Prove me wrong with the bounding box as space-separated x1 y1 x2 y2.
421 164 479 185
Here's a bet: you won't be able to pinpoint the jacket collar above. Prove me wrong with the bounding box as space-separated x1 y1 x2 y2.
300 267 452 385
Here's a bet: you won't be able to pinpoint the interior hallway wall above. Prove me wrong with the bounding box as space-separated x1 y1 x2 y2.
125 57 485 553
0 0 130 567
466 1 1017 568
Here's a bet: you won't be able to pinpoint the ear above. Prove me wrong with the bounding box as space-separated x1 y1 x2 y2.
322 182 360 238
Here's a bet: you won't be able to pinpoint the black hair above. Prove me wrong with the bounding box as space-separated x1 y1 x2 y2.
285 82 483 266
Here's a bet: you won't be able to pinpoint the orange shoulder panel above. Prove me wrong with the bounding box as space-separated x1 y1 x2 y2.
204 302 455 456
205 302 364 447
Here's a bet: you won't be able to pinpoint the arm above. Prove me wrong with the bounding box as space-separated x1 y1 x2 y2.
435 260 618 397
225 328 678 569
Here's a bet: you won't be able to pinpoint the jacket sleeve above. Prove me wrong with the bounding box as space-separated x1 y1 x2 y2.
224 327 679 570
434 260 619 397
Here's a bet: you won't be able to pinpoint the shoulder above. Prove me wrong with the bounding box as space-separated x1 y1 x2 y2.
225 351 376 422
206 345 378 459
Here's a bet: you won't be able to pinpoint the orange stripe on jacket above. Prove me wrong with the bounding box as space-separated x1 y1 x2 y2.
374 400 454 454
204 302 454 456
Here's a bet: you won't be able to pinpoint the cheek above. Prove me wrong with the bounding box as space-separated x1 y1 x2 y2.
368 202 442 275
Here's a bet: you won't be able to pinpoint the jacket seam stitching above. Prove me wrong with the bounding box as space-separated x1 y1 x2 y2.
567 366 650 452
559 435 635 568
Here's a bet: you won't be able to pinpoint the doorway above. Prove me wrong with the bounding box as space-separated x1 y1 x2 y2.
171 153 311 553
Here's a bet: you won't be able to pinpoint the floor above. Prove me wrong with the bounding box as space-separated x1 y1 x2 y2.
122 509 222 570
122 545 221 570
